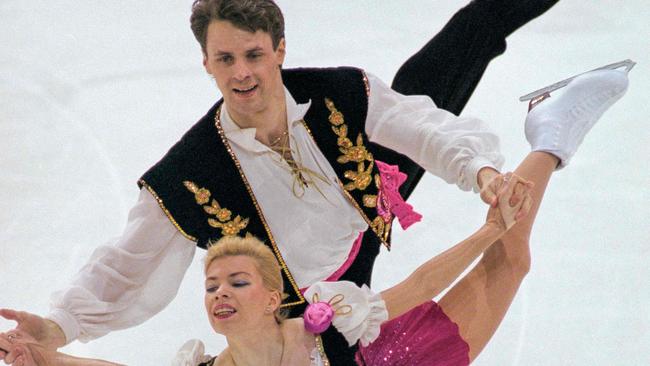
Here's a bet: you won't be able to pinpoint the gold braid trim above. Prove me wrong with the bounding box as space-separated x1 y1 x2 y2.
139 179 197 242
361 69 371 98
214 105 305 307
315 335 331 366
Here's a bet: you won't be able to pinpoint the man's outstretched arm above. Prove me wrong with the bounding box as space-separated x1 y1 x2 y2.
1 189 196 348
365 72 505 195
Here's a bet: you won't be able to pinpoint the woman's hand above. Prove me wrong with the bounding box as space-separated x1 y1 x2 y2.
485 172 534 232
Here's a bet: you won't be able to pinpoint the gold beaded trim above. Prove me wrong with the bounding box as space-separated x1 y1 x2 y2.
300 120 390 250
361 70 371 98
314 335 331 366
183 181 249 237
214 105 305 307
138 180 197 242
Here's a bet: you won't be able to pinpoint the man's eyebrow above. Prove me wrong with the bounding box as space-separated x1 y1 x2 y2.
213 46 263 56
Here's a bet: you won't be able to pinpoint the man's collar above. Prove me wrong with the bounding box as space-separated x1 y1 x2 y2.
220 86 312 153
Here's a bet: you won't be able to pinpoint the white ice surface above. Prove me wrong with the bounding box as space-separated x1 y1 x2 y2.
1 1 649 365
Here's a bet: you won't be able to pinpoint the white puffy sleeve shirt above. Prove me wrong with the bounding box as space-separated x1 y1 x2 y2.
47 71 503 344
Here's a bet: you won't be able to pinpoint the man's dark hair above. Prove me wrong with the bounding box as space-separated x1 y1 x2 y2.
190 0 285 54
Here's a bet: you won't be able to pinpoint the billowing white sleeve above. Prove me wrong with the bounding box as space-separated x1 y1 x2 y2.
365 72 504 192
305 281 388 347
46 189 197 343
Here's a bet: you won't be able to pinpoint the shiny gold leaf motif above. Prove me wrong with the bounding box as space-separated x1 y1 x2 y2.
221 216 249 236
343 160 374 191
371 216 385 236
216 208 232 222
363 194 377 208
325 98 375 194
325 99 345 126
184 180 248 237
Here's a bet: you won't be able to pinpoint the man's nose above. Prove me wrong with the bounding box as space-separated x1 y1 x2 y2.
233 60 252 81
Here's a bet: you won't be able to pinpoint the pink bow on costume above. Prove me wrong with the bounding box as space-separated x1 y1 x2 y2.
375 160 422 230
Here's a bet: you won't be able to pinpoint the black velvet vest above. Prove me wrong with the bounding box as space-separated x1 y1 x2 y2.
139 67 423 364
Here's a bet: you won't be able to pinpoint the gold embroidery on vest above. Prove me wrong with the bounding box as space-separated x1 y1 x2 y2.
183 181 249 237
368 173 391 241
321 98 393 246
363 194 377 208
325 98 374 191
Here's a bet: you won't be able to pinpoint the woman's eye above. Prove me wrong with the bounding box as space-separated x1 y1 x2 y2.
232 281 249 288
206 286 218 293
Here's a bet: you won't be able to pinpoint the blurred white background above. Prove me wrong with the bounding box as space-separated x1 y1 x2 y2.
1 1 648 364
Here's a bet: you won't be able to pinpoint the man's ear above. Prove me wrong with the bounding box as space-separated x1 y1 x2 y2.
275 38 286 67
202 53 210 73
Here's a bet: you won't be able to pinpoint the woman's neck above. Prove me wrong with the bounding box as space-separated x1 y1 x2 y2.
225 322 284 366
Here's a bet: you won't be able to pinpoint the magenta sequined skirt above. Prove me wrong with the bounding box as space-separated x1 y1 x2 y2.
355 301 470 366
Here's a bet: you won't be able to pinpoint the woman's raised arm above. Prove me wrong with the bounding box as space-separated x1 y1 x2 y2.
380 174 532 321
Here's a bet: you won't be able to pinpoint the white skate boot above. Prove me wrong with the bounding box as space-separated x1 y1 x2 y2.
524 68 630 169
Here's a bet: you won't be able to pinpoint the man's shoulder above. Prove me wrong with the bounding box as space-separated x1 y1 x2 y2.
282 65 364 76
281 66 368 103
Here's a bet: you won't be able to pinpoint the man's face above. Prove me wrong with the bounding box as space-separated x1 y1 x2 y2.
203 20 286 121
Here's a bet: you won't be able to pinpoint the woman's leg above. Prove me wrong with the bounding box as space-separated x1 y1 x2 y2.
392 0 559 115
436 69 630 361
439 151 556 361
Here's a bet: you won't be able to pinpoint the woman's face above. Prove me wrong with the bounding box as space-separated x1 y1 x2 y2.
204 255 279 335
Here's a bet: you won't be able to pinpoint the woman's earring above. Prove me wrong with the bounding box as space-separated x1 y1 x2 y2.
265 306 272 313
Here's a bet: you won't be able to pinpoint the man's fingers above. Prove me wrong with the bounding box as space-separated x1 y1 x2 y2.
480 174 503 207
497 172 515 198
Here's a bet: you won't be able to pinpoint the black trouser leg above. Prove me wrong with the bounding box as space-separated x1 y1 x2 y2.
392 0 559 115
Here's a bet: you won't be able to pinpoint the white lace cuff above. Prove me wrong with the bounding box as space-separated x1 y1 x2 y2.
305 281 388 347
171 339 212 366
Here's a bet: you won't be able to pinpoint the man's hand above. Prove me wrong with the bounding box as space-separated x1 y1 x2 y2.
0 309 66 356
478 167 502 207
478 167 532 214
485 172 534 231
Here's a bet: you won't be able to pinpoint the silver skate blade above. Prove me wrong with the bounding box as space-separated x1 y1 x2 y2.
519 59 636 102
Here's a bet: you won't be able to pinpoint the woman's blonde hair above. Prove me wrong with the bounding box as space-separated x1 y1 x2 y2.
205 235 287 322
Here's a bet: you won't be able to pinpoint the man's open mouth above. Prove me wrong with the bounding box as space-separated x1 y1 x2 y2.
233 85 258 94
